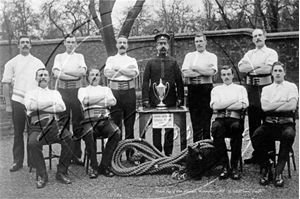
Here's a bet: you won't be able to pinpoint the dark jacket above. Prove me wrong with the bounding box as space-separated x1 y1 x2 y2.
142 54 184 107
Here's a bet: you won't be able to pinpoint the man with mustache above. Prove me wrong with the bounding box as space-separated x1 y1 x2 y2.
182 32 218 142
238 29 278 164
25 68 73 188
2 35 45 172
252 62 298 187
76 68 121 178
142 33 184 156
210 66 248 180
104 35 139 160
52 34 87 166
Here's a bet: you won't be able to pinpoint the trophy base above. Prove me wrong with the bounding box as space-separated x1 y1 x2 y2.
156 104 167 110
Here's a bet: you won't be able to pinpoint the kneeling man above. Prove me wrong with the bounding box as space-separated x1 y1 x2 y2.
26 68 73 188
210 66 248 180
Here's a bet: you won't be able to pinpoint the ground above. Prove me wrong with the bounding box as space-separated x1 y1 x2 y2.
0 115 298 199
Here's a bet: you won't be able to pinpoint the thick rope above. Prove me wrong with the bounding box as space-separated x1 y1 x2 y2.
111 139 214 176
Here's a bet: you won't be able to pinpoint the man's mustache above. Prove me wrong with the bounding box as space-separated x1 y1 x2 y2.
120 46 126 49
256 39 262 42
23 46 29 49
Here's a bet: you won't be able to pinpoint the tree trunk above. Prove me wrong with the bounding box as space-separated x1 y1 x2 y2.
118 0 146 37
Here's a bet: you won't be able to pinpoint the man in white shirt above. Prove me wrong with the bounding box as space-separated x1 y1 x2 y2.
76 68 121 178
25 69 73 188
52 34 87 165
1 35 45 172
252 62 298 187
211 66 248 180
104 35 139 159
182 32 218 142
238 28 278 164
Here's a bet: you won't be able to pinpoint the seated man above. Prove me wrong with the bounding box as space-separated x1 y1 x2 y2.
252 61 298 187
76 68 121 178
25 68 73 188
210 66 248 180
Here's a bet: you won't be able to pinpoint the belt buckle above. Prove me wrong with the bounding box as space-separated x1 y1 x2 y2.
225 110 231 117
269 116 279 123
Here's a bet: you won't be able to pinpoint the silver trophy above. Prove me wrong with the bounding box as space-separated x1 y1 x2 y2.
153 78 170 109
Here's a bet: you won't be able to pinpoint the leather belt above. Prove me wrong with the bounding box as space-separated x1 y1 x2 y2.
217 110 241 119
265 116 293 124
188 76 213 85
83 107 110 119
31 113 57 124
109 80 134 90
246 75 272 86
58 79 81 89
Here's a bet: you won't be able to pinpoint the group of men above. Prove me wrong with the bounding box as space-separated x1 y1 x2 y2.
2 28 297 189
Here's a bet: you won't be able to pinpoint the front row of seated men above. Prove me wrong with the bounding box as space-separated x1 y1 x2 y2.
25 68 121 188
25 62 297 188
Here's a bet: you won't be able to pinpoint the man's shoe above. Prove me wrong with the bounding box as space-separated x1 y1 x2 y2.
9 163 23 172
56 172 72 184
231 168 241 180
36 173 48 189
71 157 84 166
274 174 284 187
89 168 99 179
259 167 273 186
99 165 114 177
219 167 229 180
244 156 258 164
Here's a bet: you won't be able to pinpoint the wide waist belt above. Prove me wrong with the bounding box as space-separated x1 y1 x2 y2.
265 116 293 124
83 108 110 119
31 113 58 124
109 80 134 90
217 110 241 119
246 75 272 86
58 79 81 89
188 76 213 85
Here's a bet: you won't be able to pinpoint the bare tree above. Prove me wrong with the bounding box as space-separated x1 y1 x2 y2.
89 0 146 56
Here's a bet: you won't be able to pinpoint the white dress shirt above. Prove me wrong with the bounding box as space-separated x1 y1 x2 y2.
104 53 139 81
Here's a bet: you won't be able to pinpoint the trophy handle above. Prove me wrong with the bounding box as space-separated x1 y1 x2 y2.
152 82 160 100
165 82 170 99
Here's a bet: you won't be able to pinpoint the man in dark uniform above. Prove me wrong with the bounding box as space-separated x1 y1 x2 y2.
142 33 184 156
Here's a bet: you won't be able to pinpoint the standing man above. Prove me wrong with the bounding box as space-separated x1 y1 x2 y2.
76 68 121 178
238 28 278 164
252 62 298 187
2 35 45 172
104 35 139 158
26 68 73 188
210 66 248 180
52 34 87 165
142 33 184 156
182 32 218 142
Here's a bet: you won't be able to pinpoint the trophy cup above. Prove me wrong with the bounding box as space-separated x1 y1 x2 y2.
153 78 170 109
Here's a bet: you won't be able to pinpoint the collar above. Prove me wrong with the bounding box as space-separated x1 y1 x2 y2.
223 82 234 86
254 45 267 53
196 50 207 54
117 53 127 57
37 86 49 91
273 80 285 87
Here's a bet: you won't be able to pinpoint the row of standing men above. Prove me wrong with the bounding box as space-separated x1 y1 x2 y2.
2 29 298 188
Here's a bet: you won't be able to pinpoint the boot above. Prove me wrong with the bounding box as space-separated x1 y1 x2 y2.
259 161 273 186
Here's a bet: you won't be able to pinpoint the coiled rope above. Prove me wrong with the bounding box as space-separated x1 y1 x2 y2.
111 138 214 176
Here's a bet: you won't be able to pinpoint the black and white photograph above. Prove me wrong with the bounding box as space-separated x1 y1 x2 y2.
0 0 298 198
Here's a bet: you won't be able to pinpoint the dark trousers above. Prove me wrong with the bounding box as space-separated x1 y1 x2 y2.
27 119 73 176
211 118 243 168
187 84 213 142
245 84 274 158
11 100 28 165
153 128 174 156
58 88 83 159
252 122 295 174
110 88 136 140
82 119 121 169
